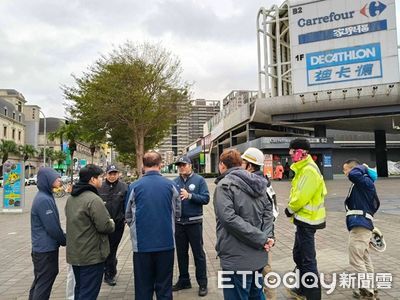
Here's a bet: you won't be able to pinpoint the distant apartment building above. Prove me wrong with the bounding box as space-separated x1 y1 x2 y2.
189 99 220 143
157 116 190 166
0 89 26 145
222 90 258 109
157 99 220 166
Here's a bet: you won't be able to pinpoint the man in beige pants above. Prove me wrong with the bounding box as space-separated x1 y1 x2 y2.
343 159 380 299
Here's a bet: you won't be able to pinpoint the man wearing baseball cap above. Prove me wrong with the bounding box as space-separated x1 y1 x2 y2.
172 155 210 297
285 138 327 300
98 165 128 286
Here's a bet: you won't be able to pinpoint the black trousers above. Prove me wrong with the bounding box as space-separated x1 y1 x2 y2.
293 226 321 300
133 250 174 300
175 222 207 287
104 221 125 278
29 249 59 300
73 262 104 300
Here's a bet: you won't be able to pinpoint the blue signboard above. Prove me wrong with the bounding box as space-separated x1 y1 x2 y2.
306 43 382 86
323 155 332 168
299 20 387 45
2 161 24 210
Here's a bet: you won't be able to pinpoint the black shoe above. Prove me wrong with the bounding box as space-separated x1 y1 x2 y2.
104 277 116 286
198 286 208 297
359 288 375 300
172 281 192 291
287 287 306 300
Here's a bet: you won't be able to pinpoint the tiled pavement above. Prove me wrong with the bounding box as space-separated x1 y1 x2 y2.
1 177 400 299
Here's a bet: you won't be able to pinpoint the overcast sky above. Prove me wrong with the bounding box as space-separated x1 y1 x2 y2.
0 0 399 118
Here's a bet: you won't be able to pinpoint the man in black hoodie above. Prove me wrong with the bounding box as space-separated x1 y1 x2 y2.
30 167 66 300
65 164 115 300
98 164 128 286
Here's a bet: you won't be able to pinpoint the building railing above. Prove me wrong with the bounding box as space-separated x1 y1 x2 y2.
207 90 258 133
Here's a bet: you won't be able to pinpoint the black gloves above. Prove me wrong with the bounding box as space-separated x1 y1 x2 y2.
285 208 293 217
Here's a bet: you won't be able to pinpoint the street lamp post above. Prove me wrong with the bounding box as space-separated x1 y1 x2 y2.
202 136 206 173
39 111 46 167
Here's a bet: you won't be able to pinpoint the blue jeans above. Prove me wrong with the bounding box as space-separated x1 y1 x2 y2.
73 262 104 300
222 269 265 300
293 226 321 300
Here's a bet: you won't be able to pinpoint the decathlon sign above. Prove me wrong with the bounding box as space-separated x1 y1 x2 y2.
307 43 383 86
289 0 399 94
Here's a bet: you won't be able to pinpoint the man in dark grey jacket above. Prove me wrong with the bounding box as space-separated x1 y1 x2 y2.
214 149 274 300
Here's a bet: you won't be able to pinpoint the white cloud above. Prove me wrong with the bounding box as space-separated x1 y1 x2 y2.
0 0 398 118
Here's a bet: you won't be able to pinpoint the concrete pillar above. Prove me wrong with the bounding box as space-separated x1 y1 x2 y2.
247 124 256 141
374 130 388 177
231 136 238 146
218 144 224 159
314 125 326 137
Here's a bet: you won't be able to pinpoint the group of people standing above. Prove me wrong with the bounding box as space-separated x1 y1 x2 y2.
30 164 127 300
29 137 380 300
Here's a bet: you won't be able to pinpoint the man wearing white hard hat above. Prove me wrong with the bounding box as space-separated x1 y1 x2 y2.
241 147 278 220
241 147 277 298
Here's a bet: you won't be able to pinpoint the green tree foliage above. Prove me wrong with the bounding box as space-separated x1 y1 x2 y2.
0 139 19 175
39 148 55 167
117 152 136 169
48 120 104 177
18 144 38 162
52 150 67 166
64 42 191 175
19 144 38 178
48 121 80 178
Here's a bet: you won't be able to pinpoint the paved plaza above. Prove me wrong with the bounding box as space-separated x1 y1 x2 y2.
0 177 399 299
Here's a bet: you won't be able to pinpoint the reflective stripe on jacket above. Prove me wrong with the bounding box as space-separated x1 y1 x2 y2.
288 155 327 229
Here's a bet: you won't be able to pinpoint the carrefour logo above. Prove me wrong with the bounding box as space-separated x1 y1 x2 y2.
297 10 355 28
297 1 387 28
360 1 386 17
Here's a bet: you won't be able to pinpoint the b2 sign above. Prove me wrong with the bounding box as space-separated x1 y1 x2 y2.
289 0 399 94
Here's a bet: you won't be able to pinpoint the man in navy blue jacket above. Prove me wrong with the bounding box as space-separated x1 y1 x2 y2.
172 155 210 297
29 167 66 300
125 151 181 300
343 159 380 299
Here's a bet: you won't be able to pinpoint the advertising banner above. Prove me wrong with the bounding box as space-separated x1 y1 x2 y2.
2 161 24 212
289 0 399 94
264 154 274 179
199 153 205 165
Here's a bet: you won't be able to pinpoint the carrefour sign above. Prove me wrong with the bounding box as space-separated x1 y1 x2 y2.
297 1 387 28
289 0 399 94
298 10 356 28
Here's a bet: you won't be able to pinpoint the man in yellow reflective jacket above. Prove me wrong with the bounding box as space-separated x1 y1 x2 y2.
285 138 327 300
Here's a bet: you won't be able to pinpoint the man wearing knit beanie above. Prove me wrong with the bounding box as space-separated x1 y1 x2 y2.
285 138 327 300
